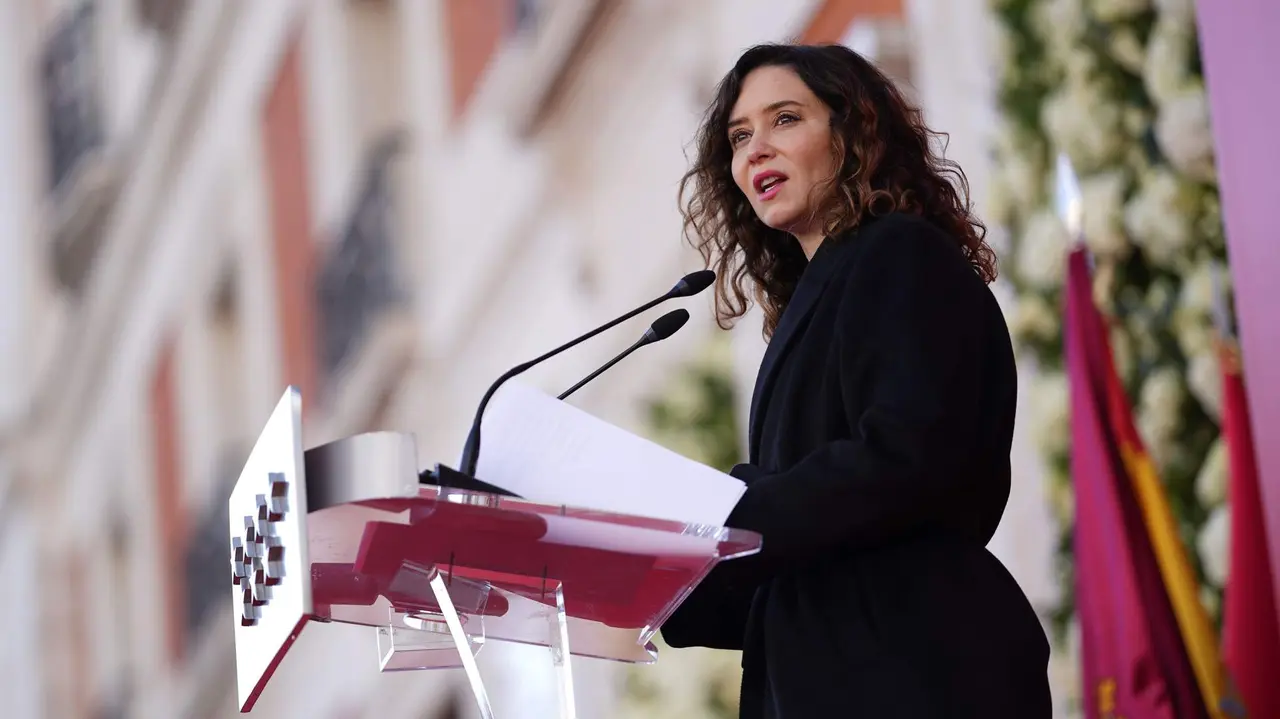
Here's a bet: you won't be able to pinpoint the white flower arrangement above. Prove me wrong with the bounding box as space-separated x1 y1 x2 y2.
1028 370 1072 458
987 173 1015 228
1091 262 1118 313
1123 168 1196 268
1048 468 1076 525
991 124 1047 226
1010 293 1062 345
1108 28 1148 73
1033 0 1088 58
1156 88 1217 183
1153 0 1197 28
1048 621 1083 713
1136 366 1185 467
1186 347 1223 420
1091 0 1151 22
1197 505 1231 587
1043 80 1126 172
1017 209 1072 290
1171 307 1213 362
1109 321 1135 381
1194 437 1228 507
1144 17 1195 107
1079 170 1131 258
1125 307 1161 367
1180 260 1221 316
1172 260 1230 366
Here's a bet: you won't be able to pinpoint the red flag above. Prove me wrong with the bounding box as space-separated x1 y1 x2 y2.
1065 248 1215 719
1220 343 1280 718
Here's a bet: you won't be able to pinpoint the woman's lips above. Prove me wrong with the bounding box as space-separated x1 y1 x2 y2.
753 170 788 201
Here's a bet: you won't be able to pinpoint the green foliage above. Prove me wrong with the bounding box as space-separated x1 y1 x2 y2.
645 364 743 474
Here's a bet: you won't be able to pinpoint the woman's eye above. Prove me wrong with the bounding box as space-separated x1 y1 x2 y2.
776 112 799 125
730 130 750 146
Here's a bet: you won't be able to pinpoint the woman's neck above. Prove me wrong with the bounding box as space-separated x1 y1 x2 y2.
795 231 825 260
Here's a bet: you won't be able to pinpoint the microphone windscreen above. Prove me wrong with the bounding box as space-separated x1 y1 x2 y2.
649 309 690 341
670 270 716 297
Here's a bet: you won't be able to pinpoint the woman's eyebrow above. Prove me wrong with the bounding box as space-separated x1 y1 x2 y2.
728 100 804 130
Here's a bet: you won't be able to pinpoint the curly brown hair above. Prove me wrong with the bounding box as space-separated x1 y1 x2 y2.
679 43 997 339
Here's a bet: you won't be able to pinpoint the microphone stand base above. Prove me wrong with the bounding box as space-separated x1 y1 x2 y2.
421 464 522 498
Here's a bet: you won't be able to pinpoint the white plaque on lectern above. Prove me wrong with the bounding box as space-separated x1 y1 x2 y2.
228 388 312 712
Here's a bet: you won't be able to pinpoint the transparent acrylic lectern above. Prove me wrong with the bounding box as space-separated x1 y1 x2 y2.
228 388 761 716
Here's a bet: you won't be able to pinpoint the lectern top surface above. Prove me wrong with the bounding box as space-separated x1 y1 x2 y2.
307 483 760 632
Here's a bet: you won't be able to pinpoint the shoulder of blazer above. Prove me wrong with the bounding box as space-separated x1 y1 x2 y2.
850 212 969 264
831 213 986 315
820 213 969 287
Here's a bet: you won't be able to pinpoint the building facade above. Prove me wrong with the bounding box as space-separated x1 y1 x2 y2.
0 1 1059 717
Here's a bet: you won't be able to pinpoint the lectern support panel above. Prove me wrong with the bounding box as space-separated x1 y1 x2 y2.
375 567 576 718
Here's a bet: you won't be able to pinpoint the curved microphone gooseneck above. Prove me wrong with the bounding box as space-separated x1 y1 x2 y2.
457 270 714 477
557 309 690 401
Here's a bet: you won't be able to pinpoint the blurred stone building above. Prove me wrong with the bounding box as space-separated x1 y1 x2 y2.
0 0 1057 717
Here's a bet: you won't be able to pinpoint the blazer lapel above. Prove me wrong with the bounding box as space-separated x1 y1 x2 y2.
747 239 848 463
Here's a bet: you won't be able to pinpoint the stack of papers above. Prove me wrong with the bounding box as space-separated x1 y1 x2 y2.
473 382 746 526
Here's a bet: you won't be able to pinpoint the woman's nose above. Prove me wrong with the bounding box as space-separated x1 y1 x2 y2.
746 134 775 164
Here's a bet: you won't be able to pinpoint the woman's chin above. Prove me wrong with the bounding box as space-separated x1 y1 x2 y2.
759 207 802 233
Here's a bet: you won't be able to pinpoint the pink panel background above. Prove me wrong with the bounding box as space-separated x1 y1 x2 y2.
1196 0 1280 625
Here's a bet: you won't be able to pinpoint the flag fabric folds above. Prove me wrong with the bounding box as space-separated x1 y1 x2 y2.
1220 343 1280 719
1065 247 1227 719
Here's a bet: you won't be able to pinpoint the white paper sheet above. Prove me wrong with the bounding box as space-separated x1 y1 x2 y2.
473 381 746 526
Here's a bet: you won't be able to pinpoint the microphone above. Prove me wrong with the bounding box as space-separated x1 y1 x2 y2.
558 309 690 401
457 270 715 477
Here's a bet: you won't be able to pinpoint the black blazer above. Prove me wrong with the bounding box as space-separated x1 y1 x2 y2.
661 214 1051 718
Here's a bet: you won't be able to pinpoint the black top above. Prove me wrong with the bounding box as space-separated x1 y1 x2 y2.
661 213 1051 718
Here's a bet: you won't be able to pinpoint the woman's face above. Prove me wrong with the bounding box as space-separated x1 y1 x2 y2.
728 65 838 244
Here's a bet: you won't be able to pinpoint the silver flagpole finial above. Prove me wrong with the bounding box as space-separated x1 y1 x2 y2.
1054 152 1084 244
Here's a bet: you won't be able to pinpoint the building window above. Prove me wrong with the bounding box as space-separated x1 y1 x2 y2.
513 0 541 35
40 3 104 194
315 134 407 392
134 0 188 36
183 446 245 642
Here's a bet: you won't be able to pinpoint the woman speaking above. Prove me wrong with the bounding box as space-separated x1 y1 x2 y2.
660 43 1051 718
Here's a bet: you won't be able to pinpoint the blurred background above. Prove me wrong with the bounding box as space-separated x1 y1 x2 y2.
0 0 1247 717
